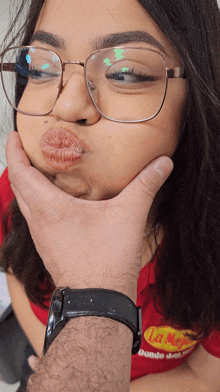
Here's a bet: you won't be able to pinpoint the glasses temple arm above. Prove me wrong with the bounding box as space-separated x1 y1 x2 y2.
166 68 186 79
0 63 16 73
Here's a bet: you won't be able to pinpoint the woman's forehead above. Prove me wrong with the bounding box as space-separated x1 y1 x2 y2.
34 0 178 62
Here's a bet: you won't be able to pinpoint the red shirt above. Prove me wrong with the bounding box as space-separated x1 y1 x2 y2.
1 168 220 381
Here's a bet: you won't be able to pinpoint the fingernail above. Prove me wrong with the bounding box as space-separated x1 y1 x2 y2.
154 158 173 180
28 356 35 367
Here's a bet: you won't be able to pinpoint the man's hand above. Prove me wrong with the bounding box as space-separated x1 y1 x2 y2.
6 131 173 300
28 356 41 373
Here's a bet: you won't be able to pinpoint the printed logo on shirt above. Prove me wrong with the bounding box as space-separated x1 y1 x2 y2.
138 347 194 360
144 326 197 352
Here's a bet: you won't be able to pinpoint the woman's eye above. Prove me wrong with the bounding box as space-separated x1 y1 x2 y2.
106 67 157 84
28 66 60 81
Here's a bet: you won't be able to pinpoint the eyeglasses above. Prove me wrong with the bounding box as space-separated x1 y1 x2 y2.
0 45 186 123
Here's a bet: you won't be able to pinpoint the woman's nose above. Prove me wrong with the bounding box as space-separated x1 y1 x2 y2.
52 64 101 124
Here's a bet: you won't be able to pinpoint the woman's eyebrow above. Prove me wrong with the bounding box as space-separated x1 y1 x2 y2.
30 31 65 49
93 31 167 55
30 30 168 55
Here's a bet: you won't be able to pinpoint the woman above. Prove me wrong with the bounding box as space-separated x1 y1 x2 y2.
1 0 220 390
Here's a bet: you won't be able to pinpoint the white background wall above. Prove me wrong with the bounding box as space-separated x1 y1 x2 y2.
0 0 220 175
0 0 14 174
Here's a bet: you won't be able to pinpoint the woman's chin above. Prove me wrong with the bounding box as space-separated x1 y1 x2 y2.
35 165 123 200
51 173 92 199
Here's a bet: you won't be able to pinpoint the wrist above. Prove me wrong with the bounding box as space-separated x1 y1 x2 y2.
28 316 132 392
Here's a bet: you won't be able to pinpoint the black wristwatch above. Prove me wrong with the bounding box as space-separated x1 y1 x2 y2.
43 287 142 355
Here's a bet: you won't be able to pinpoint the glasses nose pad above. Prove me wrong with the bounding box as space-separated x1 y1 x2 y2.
87 80 97 91
86 79 100 108
85 64 102 113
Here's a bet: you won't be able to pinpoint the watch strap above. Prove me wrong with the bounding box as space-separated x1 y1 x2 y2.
44 287 142 355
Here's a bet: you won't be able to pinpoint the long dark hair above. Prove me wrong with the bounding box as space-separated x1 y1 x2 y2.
1 0 220 340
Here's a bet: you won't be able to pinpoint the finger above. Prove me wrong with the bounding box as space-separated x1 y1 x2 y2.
6 131 31 171
28 355 41 372
10 182 31 218
117 156 173 220
6 131 70 206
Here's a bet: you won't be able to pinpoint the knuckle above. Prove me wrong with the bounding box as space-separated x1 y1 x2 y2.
139 175 158 199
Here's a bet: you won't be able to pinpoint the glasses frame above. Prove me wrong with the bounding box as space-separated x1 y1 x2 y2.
0 45 186 123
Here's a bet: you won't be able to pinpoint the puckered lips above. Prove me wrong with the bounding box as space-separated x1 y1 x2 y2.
40 128 88 171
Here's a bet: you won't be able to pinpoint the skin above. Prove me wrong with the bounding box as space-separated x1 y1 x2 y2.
16 0 187 267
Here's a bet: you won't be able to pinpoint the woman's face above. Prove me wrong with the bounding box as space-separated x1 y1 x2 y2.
17 0 187 200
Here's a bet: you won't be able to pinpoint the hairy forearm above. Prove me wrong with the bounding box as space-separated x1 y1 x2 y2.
130 363 210 392
27 316 133 392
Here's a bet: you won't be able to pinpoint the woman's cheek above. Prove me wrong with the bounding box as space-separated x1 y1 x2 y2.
16 114 50 170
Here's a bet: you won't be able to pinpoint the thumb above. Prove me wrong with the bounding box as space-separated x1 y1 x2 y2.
137 156 173 197
117 156 173 218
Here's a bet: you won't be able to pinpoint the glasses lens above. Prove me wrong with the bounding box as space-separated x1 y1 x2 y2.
1 47 62 115
86 47 167 122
